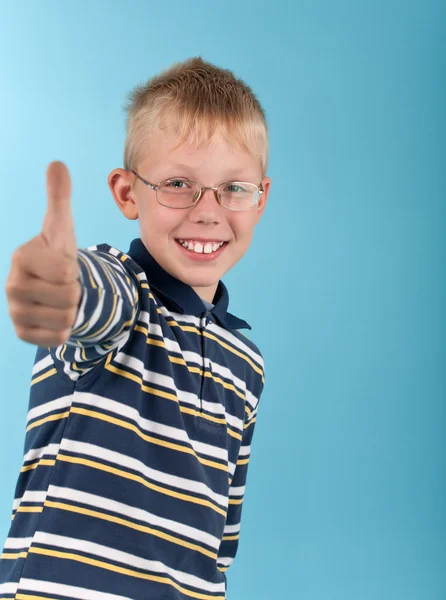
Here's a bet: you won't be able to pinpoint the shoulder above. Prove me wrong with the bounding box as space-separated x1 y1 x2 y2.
85 242 147 285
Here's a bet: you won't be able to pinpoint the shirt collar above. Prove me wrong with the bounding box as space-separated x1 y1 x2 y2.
127 238 251 331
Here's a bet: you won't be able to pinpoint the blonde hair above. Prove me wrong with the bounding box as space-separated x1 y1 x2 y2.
123 57 268 175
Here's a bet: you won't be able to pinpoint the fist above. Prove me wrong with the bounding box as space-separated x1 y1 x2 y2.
5 162 82 347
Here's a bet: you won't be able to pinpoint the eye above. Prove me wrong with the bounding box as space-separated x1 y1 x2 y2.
165 179 192 189
224 183 245 193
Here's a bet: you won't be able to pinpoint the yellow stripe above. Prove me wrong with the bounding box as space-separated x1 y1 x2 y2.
179 406 227 426
98 256 117 295
164 317 263 379
26 411 69 433
78 253 97 289
70 407 227 472
134 328 249 404
21 458 56 472
44 500 218 560
29 547 224 600
81 289 116 341
31 368 57 386
202 330 263 377
57 454 227 517
104 362 236 430
222 534 239 541
217 565 229 572
227 428 242 441
228 498 243 505
244 417 256 429
16 595 59 600
16 506 44 513
236 458 249 466
1 551 28 559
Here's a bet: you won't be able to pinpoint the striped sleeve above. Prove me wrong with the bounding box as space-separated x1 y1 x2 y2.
49 248 139 380
217 408 259 573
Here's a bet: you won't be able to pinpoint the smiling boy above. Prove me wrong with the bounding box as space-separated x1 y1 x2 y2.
1 57 271 600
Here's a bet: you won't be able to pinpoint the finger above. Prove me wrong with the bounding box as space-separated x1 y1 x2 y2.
14 325 72 348
12 236 80 283
42 161 77 258
9 302 78 331
6 275 81 309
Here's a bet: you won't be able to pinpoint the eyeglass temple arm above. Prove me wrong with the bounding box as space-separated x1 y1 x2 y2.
131 170 157 190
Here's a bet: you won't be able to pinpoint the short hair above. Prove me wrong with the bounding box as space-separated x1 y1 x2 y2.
123 57 268 176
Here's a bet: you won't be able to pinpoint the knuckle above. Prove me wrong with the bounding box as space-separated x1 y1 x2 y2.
56 329 70 346
15 325 29 342
68 283 81 307
56 259 77 283
61 311 75 329
5 278 20 298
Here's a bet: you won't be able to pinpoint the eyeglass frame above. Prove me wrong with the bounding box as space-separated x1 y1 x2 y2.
130 169 264 211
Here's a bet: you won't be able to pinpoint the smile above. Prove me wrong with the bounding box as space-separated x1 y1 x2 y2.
177 239 226 254
175 238 229 262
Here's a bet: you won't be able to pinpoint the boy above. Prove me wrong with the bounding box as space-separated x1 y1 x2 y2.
1 57 271 600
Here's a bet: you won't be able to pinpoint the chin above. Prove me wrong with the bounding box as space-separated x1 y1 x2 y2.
178 273 221 288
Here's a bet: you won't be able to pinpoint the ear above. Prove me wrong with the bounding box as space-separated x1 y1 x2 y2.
108 168 139 220
255 176 271 223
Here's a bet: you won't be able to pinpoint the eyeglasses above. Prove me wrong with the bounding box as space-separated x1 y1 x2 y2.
131 170 264 211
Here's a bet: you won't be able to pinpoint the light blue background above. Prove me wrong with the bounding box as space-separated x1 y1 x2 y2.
0 1 445 598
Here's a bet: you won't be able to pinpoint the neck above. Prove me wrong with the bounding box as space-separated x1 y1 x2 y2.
192 283 218 304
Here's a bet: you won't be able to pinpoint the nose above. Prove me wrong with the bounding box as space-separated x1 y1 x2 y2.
189 187 222 224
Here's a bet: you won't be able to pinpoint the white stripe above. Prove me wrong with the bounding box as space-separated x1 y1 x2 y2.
0 582 18 594
114 352 243 432
216 557 233 566
134 318 260 418
135 309 150 327
19 577 132 600
238 445 250 457
60 439 228 509
33 532 226 593
23 443 60 462
71 278 88 332
223 523 240 534
13 490 47 510
157 307 263 368
156 307 201 327
74 392 228 463
207 321 264 365
203 356 247 396
136 270 148 282
3 536 33 549
229 485 245 496
74 255 107 336
31 353 53 376
26 397 72 424
48 485 221 550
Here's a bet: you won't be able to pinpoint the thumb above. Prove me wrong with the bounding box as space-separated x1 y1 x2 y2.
42 161 77 258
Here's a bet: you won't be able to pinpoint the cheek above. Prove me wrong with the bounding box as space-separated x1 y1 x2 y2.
230 214 257 242
140 203 184 236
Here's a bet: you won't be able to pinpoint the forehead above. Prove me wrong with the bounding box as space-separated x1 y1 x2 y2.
139 126 262 180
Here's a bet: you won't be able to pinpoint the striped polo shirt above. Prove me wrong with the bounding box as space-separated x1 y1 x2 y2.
0 238 265 600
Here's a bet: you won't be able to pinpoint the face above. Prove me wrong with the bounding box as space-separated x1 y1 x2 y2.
108 127 271 303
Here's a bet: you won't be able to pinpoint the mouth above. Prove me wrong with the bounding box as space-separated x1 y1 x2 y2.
175 238 229 261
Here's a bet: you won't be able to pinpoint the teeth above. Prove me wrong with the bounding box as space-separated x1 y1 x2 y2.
178 240 225 254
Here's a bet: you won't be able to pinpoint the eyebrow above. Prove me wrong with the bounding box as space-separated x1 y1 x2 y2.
160 164 254 181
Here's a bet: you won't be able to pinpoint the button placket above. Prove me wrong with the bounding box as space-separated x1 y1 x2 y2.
198 314 208 414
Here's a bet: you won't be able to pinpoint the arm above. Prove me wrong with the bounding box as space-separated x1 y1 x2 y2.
50 246 140 379
217 408 259 573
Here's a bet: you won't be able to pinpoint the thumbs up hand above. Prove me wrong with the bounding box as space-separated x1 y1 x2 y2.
5 162 82 347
